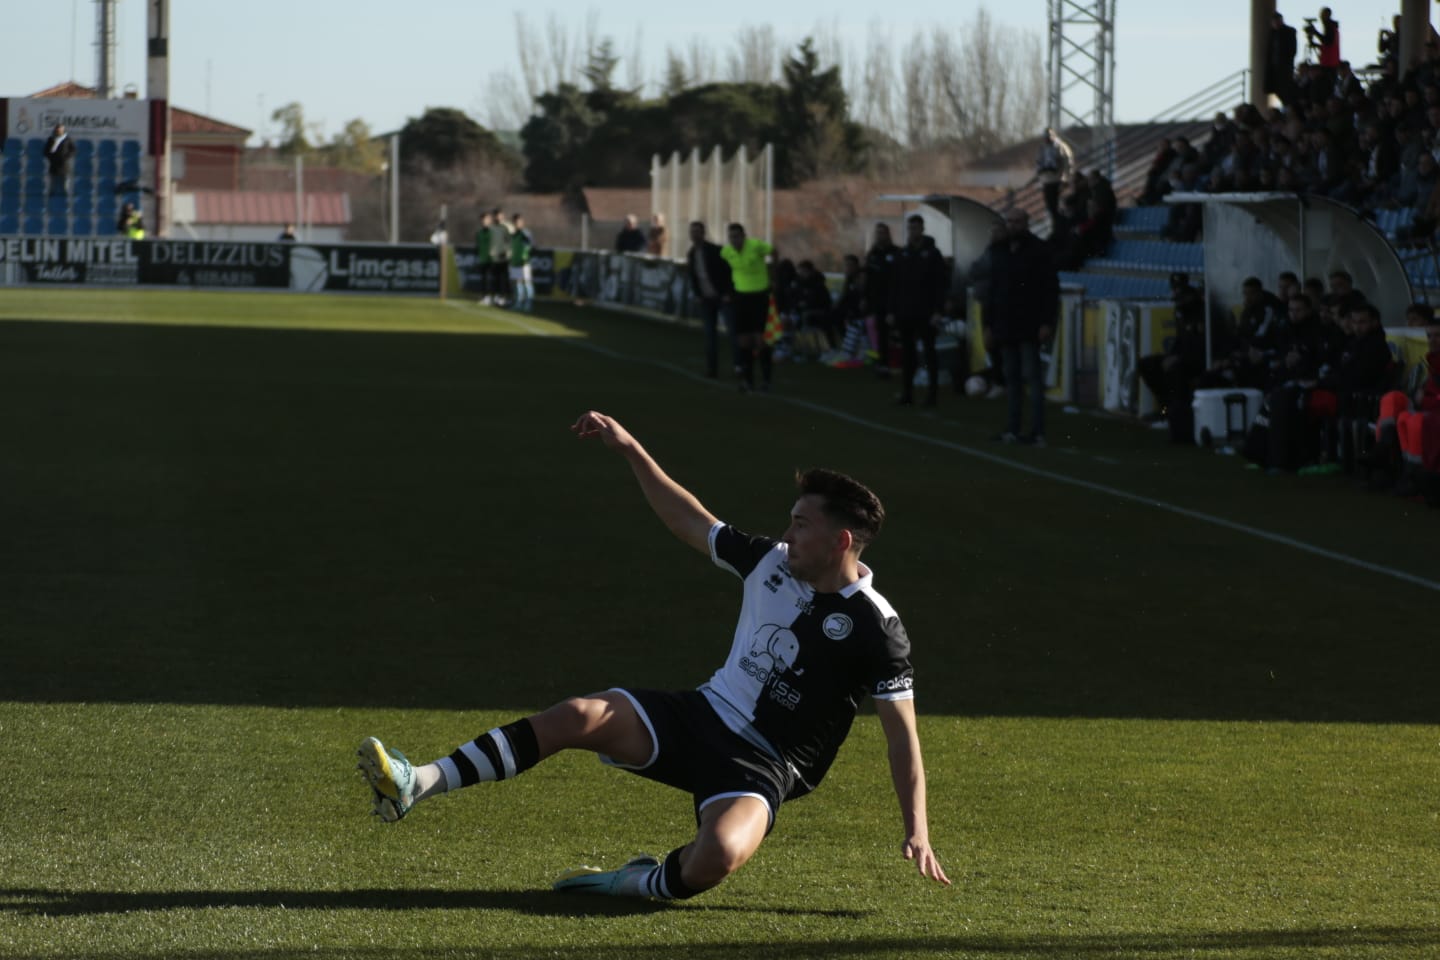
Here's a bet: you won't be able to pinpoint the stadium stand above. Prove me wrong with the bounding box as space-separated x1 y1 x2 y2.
0 133 147 236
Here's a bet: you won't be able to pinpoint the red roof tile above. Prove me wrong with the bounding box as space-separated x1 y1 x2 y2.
186 191 350 226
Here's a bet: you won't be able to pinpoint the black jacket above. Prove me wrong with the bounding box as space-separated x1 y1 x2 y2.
1320 326 1393 393
44 133 75 176
863 243 897 317
888 238 949 318
686 240 733 301
982 232 1059 345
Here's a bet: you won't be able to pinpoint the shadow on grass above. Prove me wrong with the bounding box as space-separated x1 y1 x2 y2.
1 319 1435 723
2 888 1435 960
0 886 864 920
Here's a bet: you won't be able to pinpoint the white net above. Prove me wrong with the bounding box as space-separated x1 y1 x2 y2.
652 144 772 258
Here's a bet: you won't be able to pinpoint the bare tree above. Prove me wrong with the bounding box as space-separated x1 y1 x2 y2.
625 24 646 93
727 25 779 84
685 37 718 87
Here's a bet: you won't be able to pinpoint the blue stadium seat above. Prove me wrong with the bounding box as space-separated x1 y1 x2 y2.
72 193 93 215
73 215 92 236
120 139 141 158
0 195 17 216
3 138 22 158
97 140 117 158
96 176 116 198
23 193 43 215
97 157 117 179
120 158 140 181
0 213 16 234
1 155 18 176
48 214 67 235
98 200 117 225
25 156 44 177
76 139 95 158
1 177 18 198
23 214 43 234
72 176 92 197
48 195 70 217
121 192 141 210
25 138 44 157
73 157 93 178
1115 206 1170 234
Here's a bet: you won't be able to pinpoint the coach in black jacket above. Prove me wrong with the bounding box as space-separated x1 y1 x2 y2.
687 221 737 379
887 215 950 406
983 209 1060 443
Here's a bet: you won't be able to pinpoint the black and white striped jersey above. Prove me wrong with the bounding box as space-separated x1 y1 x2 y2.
700 522 914 798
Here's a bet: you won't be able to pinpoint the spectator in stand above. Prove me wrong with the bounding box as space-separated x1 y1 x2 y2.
1141 137 1177 205
474 211 493 304
646 214 668 257
1332 60 1364 101
615 214 646 254
686 221 736 380
44 124 75 197
1203 113 1239 170
1268 12 1299 104
863 222 899 379
1406 302 1435 328
888 215 949 408
1305 7 1341 71
277 224 297 242
1034 128 1074 232
1162 164 1204 241
719 223 776 393
117 202 144 239
983 209 1058 443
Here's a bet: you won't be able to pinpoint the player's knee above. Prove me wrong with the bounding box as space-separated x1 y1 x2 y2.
683 832 757 889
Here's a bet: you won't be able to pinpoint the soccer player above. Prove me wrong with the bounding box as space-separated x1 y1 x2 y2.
357 411 950 899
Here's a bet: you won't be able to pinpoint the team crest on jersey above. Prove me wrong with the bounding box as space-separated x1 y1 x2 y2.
822 613 853 640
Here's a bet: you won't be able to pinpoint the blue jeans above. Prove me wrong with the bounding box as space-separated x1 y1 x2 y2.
1001 341 1045 437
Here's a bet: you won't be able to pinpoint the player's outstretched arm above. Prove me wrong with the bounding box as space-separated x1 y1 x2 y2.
875 697 951 886
571 411 717 555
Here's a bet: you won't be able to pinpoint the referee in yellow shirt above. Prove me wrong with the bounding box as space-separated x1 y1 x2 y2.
720 223 777 392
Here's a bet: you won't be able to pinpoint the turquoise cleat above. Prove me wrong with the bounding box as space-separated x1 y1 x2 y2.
552 856 661 895
356 736 416 823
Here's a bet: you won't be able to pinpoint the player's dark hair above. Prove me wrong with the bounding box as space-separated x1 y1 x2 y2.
795 468 884 549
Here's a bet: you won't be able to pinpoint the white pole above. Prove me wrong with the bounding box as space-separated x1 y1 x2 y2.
294 153 303 241
764 143 774 245
389 135 400 244
669 150 681 259
737 144 748 235
146 0 171 236
581 212 590 251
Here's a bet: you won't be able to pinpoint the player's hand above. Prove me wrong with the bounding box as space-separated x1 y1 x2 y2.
903 836 951 886
570 411 635 451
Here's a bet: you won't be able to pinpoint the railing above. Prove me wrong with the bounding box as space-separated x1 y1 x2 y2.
1008 69 1251 236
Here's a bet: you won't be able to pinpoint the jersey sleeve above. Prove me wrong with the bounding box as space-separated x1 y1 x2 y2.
708 522 778 580
867 616 915 702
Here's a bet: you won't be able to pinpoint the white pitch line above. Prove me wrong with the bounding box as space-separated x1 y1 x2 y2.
466 302 1440 593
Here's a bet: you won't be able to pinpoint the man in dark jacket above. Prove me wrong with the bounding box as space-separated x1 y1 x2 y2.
686 221 736 379
44 124 75 197
887 215 950 407
983 209 1059 443
863 223 898 378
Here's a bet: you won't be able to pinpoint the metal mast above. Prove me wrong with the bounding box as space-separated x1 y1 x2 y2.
1047 0 1117 177
95 0 118 98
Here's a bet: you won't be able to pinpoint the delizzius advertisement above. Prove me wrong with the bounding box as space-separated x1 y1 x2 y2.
0 239 440 294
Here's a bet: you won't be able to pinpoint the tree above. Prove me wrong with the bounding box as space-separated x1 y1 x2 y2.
270 102 316 155
323 119 385 174
398 107 518 175
776 38 866 185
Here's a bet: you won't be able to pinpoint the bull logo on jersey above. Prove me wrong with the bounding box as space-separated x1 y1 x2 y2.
741 623 800 685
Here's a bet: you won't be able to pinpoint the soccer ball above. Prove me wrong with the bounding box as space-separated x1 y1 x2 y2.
964 374 989 398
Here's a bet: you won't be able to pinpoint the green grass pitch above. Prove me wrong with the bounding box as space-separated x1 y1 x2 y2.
0 288 1435 959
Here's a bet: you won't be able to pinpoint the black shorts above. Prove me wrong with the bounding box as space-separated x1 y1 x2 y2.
732 291 769 335
605 687 795 829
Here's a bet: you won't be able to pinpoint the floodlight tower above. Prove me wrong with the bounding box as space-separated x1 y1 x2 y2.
1047 0 1117 178
95 0 118 98
147 0 171 237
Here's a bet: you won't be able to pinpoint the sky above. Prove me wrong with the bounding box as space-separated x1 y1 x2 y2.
0 1 1427 146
